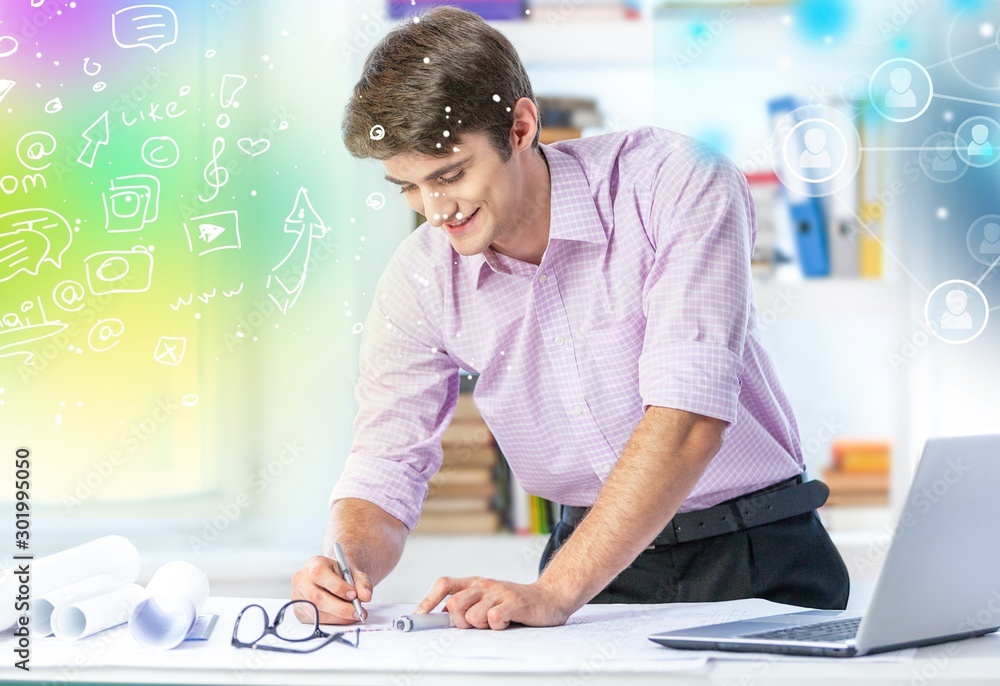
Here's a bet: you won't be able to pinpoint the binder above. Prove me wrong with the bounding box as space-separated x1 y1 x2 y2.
768 96 831 277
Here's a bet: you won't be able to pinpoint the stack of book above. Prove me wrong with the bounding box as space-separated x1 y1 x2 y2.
822 439 891 506
413 391 502 534
536 95 603 144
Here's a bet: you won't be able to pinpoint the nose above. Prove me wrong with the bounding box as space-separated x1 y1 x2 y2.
421 189 457 227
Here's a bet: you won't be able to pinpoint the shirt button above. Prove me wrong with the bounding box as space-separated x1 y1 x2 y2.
573 405 583 415
538 273 547 283
603 463 613 475
554 336 564 346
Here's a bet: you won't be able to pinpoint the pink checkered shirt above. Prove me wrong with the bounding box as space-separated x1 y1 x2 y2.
330 126 804 530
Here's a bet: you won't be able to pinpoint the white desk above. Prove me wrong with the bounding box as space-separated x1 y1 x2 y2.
3 596 999 686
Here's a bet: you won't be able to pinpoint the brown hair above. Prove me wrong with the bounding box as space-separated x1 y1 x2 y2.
341 6 539 162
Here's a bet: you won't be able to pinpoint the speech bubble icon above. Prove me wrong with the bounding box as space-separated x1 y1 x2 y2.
112 5 178 54
0 209 73 283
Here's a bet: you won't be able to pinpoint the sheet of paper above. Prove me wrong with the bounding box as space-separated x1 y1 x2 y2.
3 594 920 679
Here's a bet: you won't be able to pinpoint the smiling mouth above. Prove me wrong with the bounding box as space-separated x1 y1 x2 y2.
445 208 478 232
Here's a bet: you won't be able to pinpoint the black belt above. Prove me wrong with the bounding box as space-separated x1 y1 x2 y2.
559 474 829 547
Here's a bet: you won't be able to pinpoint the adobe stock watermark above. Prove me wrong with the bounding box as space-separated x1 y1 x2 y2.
188 439 306 554
671 0 753 72
754 286 798 333
62 397 181 513
853 456 971 576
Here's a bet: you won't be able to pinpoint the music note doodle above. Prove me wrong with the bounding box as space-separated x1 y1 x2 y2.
198 136 228 203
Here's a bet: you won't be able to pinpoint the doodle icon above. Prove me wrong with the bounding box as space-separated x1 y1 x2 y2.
84 247 154 295
183 210 241 256
267 188 329 314
153 335 186 365
112 5 178 53
103 174 160 233
0 208 73 283
369 124 385 141
366 192 386 210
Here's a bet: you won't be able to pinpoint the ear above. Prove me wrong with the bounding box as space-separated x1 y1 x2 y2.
509 97 539 154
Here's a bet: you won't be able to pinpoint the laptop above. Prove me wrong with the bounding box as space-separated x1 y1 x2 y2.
649 434 1000 657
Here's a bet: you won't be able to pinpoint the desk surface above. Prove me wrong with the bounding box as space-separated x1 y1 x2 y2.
3 596 999 686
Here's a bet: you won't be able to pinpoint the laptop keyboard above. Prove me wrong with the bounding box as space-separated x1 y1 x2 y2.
744 616 861 643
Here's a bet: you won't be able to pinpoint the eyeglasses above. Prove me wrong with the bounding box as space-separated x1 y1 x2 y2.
231 600 360 653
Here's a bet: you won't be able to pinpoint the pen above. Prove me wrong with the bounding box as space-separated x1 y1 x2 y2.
394 612 455 632
332 541 365 623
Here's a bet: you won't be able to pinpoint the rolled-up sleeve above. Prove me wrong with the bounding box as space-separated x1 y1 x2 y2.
328 253 459 530
638 145 754 424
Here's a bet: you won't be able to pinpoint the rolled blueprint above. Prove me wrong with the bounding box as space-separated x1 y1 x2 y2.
128 561 209 649
51 583 144 640
0 535 140 631
35 574 122 636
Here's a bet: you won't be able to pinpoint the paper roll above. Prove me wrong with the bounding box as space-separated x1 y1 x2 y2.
36 574 122 636
51 583 144 640
128 561 209 649
0 535 140 631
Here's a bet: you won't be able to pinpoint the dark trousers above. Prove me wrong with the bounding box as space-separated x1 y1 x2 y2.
539 509 850 610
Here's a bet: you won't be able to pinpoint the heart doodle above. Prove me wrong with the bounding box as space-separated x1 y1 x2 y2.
237 137 270 157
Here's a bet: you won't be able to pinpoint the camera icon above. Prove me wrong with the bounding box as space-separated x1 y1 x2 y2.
103 174 161 233
84 246 154 295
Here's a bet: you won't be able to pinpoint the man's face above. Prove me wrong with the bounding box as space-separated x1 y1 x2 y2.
382 131 521 256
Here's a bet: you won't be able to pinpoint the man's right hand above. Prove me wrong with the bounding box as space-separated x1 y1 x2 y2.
290 554 374 625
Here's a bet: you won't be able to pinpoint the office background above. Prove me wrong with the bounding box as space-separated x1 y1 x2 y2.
1 0 998 600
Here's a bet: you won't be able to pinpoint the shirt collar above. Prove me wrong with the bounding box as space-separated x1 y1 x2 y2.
465 141 607 290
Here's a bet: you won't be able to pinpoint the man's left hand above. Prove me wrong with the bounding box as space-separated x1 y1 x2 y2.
414 576 578 630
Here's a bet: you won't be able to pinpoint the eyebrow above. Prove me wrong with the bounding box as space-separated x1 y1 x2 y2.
384 155 473 186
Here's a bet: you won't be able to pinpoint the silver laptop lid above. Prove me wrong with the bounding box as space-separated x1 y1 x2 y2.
856 434 1000 652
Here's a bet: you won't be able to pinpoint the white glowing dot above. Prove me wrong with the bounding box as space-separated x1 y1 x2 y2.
433 191 439 197
236 330 245 338
944 111 954 122
443 130 450 137
443 213 449 219
980 23 994 38
413 16 420 23
824 35 833 44
436 142 442 148
453 147 459 152
76 401 82 407
433 213 441 220
423 57 430 63
251 190 257 196
492 94 500 102
55 414 62 425
936 207 948 219
500 350 505 355
455 212 463 219
781 14 792 25
457 120 461 124
431 347 438 353
506 107 511 112
355 254 361 261
60 401 65 407
350 217 356 223
445 106 451 112
36 52 42 58
525 8 530 14
507 365 512 370
195 312 202 319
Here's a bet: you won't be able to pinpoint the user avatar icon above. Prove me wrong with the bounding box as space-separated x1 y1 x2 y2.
931 141 957 172
799 128 832 169
968 124 993 157
940 289 973 330
884 68 917 109
980 222 1000 255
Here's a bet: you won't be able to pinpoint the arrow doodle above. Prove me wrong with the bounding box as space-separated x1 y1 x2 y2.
78 111 110 168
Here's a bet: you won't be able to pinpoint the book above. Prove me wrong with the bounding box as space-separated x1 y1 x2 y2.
428 465 494 487
441 444 498 469
832 440 892 474
421 496 494 513
441 420 494 447
427 482 497 499
820 468 889 494
413 510 502 534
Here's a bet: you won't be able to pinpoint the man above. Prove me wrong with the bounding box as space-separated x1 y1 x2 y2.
291 6 849 631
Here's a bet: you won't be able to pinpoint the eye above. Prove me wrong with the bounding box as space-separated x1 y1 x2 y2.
398 184 416 195
438 170 464 185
